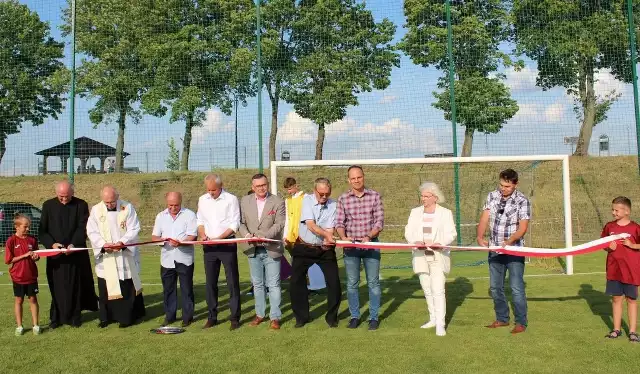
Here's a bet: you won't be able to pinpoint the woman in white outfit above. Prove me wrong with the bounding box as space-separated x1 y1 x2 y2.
404 182 457 336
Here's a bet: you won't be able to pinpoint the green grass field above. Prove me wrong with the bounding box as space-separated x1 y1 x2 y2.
1 156 640 373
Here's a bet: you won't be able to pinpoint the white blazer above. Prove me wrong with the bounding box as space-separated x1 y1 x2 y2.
404 204 457 274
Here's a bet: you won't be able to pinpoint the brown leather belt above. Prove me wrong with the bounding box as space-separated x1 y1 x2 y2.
295 238 323 248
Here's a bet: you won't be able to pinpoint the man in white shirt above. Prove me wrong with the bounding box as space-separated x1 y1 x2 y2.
197 174 241 330
87 186 145 328
151 192 197 327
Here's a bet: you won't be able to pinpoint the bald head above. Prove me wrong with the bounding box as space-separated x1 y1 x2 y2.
165 192 182 215
55 181 74 205
101 185 119 210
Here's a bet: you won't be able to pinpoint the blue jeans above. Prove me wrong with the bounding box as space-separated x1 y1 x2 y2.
343 249 381 321
248 248 281 320
488 253 527 326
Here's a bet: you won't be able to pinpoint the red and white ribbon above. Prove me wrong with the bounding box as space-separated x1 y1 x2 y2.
33 237 281 258
334 233 630 258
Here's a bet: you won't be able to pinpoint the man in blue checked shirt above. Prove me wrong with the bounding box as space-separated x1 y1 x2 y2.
477 169 531 334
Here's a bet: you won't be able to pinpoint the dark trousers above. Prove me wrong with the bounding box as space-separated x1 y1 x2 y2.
290 243 341 324
161 262 195 323
203 244 241 322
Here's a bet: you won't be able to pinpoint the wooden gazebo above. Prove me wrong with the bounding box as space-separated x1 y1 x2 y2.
35 136 130 175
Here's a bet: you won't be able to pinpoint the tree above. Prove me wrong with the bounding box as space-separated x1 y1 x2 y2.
401 0 518 156
260 0 297 163
512 0 637 156
139 0 254 171
286 0 399 160
0 1 66 165
62 0 151 172
165 138 180 171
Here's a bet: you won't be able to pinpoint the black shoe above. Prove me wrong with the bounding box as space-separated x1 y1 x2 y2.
202 319 217 329
327 321 338 328
368 320 379 331
294 320 307 328
229 320 240 331
98 321 109 328
49 322 60 330
182 320 192 328
70 320 82 328
347 318 359 329
162 318 176 327
119 323 132 328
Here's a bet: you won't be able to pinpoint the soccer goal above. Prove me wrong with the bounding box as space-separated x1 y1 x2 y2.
270 155 575 275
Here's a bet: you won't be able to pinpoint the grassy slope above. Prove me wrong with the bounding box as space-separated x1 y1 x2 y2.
0 156 639 373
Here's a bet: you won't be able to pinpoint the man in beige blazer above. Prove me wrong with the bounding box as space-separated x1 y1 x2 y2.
239 173 286 329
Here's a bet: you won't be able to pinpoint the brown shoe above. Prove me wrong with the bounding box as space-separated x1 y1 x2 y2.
485 321 510 328
229 320 240 331
269 320 281 330
202 319 217 329
511 324 526 334
249 316 265 326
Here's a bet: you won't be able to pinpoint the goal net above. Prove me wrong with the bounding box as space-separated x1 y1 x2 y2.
270 155 574 275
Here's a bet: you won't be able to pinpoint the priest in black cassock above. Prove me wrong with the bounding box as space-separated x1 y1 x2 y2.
39 181 98 328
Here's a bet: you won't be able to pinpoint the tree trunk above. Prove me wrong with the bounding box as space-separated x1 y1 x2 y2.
461 127 474 157
0 134 6 167
268 79 280 164
574 62 596 156
181 112 194 171
315 123 325 160
115 109 126 173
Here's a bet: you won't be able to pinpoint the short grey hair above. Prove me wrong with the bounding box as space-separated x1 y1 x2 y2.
55 180 74 193
314 177 332 190
204 174 222 185
419 182 445 203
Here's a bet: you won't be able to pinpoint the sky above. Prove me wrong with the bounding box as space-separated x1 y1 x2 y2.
2 0 638 176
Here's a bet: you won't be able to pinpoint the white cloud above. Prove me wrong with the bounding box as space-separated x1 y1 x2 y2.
379 94 398 104
277 111 317 141
504 66 538 92
512 102 572 125
191 109 234 145
594 69 632 98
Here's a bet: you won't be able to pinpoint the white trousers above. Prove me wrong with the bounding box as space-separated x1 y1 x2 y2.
417 260 446 327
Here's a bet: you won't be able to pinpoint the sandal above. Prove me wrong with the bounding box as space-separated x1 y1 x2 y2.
629 332 639 343
605 330 622 339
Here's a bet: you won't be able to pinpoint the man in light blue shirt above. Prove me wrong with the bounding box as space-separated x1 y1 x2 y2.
151 192 197 327
289 177 341 328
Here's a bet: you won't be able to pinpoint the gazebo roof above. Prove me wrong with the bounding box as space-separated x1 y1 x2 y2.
35 136 130 158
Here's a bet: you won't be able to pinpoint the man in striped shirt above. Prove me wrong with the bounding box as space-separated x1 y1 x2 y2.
477 168 531 334
336 165 384 330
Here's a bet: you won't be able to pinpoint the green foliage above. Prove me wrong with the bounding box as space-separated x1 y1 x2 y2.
512 0 638 155
0 0 66 164
62 0 152 171
285 0 399 159
139 0 255 171
165 138 180 172
401 0 518 156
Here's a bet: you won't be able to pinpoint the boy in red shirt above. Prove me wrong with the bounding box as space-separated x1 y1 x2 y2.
4 215 41 336
602 196 640 342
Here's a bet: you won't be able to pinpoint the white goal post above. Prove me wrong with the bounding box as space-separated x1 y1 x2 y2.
270 155 574 275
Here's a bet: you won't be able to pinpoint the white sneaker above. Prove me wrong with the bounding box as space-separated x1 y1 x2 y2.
15 326 24 336
33 325 41 335
436 325 446 336
421 321 436 329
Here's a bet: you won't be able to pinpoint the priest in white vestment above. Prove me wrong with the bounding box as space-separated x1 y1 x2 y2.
87 186 145 328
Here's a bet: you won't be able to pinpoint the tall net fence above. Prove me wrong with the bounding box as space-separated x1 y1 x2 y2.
1 0 640 250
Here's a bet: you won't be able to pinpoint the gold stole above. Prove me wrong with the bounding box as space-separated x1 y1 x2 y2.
285 192 305 244
96 201 142 300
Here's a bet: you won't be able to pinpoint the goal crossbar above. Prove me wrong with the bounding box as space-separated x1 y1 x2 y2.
270 155 574 275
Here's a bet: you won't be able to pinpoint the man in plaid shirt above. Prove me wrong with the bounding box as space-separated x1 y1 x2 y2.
477 169 531 334
336 166 384 330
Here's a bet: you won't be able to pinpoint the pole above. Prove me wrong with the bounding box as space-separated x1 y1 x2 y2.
235 98 239 169
69 0 77 183
256 0 264 172
446 0 462 244
145 152 149 173
627 0 640 174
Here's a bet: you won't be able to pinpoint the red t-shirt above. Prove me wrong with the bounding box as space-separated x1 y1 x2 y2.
4 235 38 284
601 221 640 285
